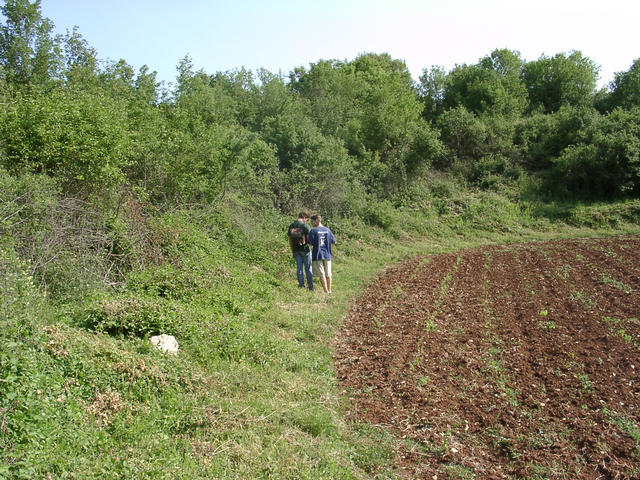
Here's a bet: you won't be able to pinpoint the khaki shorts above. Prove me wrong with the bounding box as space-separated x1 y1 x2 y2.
312 260 332 278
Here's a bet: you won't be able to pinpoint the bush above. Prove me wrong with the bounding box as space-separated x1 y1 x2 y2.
437 106 488 162
78 296 179 338
0 245 46 341
1 88 129 194
469 154 523 190
363 200 395 231
547 108 640 199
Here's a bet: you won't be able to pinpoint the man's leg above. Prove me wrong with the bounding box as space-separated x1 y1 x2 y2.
325 260 332 293
326 275 332 294
295 253 305 287
313 260 328 293
304 252 314 290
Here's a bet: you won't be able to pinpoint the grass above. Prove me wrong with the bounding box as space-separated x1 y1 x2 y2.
3 192 640 479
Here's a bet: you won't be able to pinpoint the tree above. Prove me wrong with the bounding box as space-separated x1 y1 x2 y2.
418 65 447 120
1 87 130 192
522 51 599 113
548 108 640 198
350 53 423 153
440 49 527 118
437 105 488 162
61 26 98 87
0 0 59 86
608 58 640 110
289 59 362 140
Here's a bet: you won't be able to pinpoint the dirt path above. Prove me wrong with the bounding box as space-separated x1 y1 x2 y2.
335 236 640 479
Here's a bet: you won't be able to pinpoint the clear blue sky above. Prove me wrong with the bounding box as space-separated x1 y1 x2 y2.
39 0 639 89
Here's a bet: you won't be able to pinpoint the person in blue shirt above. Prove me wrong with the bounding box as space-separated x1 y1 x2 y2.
308 214 337 294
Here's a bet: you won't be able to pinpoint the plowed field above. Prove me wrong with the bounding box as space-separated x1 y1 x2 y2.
335 236 640 479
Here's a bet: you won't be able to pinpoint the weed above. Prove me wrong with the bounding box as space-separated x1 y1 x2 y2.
577 373 593 392
540 320 557 330
601 273 633 294
558 264 572 279
602 407 640 449
569 290 595 308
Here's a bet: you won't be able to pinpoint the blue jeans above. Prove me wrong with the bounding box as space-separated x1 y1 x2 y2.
294 251 313 290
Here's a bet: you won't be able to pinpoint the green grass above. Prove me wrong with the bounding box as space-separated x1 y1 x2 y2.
3 192 640 479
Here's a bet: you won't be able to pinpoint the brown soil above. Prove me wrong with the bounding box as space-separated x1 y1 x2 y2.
335 236 640 479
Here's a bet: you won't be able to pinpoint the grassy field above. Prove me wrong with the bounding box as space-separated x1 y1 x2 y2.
3 192 640 479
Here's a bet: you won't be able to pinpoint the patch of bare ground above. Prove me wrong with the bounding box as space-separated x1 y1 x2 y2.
335 236 640 479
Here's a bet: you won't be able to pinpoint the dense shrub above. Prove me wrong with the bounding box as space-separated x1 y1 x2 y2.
0 88 130 193
547 108 640 199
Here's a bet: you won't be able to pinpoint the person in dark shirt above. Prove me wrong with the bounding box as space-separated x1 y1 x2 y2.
287 211 313 290
308 214 337 294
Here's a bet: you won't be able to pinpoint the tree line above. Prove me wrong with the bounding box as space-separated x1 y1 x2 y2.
2 0 640 218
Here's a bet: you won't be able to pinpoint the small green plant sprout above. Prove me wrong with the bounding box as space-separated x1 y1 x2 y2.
539 309 548 316
578 373 593 392
558 264 572 279
425 316 437 333
390 285 403 298
541 321 557 331
600 274 633 294
570 290 595 308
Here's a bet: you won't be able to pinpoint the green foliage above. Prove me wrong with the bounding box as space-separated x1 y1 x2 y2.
608 58 640 110
522 50 599 113
0 86 130 192
78 296 179 338
290 53 431 195
546 107 640 199
437 105 488 162
514 106 599 171
442 49 528 118
0 244 44 339
363 199 396 231
0 0 59 86
468 154 523 190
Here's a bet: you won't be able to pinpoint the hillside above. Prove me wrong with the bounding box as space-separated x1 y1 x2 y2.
3 1 640 478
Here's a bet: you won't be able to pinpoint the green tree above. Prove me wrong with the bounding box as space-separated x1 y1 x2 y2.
514 106 599 170
0 0 59 86
522 51 599 113
61 26 98 88
440 49 527 118
289 59 362 142
608 58 640 110
349 53 423 154
418 65 447 120
0 87 130 192
437 105 488 162
548 108 640 198
174 57 238 129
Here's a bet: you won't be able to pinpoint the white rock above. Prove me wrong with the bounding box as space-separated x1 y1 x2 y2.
150 334 179 354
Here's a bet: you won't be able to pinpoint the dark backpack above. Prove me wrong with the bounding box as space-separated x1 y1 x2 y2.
289 226 307 248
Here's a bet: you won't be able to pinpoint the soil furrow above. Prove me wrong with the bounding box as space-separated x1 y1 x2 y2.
336 236 640 479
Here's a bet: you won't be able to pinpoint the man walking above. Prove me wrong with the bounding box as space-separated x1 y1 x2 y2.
287 211 313 291
308 214 337 294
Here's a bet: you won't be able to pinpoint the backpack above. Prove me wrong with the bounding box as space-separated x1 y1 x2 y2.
289 226 307 248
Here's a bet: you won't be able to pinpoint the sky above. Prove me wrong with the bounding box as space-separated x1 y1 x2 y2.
38 0 639 89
